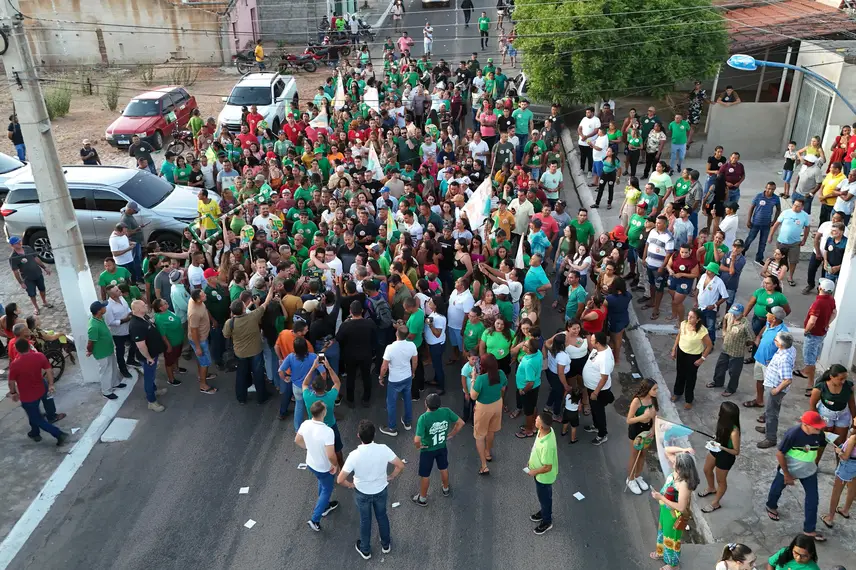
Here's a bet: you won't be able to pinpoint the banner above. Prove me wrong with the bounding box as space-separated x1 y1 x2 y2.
309 106 329 130
653 416 694 476
515 230 525 269
460 177 492 233
333 72 347 110
366 144 385 181
364 86 380 112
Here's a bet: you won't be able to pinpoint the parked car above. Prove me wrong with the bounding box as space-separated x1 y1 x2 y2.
0 152 30 211
105 86 198 151
217 73 297 135
0 166 217 263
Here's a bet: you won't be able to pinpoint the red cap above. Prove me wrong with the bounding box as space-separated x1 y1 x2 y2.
800 411 826 430
610 225 627 241
424 264 439 275
203 268 218 280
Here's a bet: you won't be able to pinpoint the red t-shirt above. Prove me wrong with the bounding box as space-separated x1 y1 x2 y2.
805 294 836 335
535 213 559 240
582 306 607 334
9 351 49 403
246 112 265 134
236 133 259 149
7 339 36 363
283 122 302 144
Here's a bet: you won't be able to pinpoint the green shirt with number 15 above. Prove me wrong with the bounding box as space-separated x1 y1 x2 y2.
416 407 460 451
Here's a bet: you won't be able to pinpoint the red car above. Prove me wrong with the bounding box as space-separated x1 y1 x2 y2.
104 86 198 150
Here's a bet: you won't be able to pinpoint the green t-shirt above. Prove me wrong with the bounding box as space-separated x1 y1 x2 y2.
478 16 490 31
626 131 642 147
293 220 318 243
639 192 659 215
407 309 425 348
702 241 728 266
188 115 204 136
516 352 542 389
416 407 460 451
174 165 191 185
481 329 512 360
497 299 514 323
767 547 820 570
669 120 690 145
229 283 245 302
674 178 691 198
512 108 534 135
463 320 486 351
98 267 132 289
627 213 646 247
753 288 789 318
87 316 114 360
154 310 185 347
472 370 507 404
303 387 339 427
528 428 559 484
570 219 595 245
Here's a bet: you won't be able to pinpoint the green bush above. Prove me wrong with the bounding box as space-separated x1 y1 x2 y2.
171 65 200 88
102 75 121 112
44 83 72 120
139 64 156 86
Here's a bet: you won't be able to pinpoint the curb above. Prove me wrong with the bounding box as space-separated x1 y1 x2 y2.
372 0 396 30
560 127 716 545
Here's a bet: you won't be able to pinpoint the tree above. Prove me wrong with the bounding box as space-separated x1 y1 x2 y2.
514 0 729 105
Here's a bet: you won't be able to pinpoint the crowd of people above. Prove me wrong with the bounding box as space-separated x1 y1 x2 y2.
4 20 856 568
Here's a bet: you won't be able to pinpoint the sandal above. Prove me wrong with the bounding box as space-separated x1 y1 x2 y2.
836 507 850 519
743 400 763 408
705 382 717 388
820 514 834 529
33 308 40 316
650 312 660 320
200 387 218 394
701 504 721 513
649 553 662 561
793 370 807 379
485 455 493 462
765 507 780 521
804 388 813 397
721 391 734 397
551 301 558 309
583 406 591 416
569 438 578 444
515 431 535 439
696 490 715 498
509 409 522 419
478 467 490 475
787 279 796 287
44 303 54 309
804 532 826 542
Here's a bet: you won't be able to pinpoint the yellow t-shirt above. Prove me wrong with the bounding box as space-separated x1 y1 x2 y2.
624 186 642 206
678 321 708 355
254 44 264 62
820 172 846 206
197 199 221 230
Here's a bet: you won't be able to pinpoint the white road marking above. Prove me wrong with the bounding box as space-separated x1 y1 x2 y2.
0 370 140 569
99 417 138 443
239 487 250 494
244 519 256 529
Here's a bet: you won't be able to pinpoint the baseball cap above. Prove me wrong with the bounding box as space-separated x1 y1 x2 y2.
494 284 510 295
819 278 836 293
800 410 827 430
203 268 218 280
89 300 108 315
8 236 21 245
424 264 439 275
126 201 139 211
732 239 744 248
728 303 745 315
769 306 786 320
303 299 320 313
804 154 818 164
82 138 91 145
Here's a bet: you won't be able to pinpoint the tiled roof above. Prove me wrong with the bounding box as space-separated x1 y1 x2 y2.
722 0 856 52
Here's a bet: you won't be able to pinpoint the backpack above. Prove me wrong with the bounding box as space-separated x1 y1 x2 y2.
368 295 394 329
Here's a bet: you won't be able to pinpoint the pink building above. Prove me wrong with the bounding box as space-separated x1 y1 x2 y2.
225 0 260 53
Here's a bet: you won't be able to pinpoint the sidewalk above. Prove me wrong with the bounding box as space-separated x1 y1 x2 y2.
561 128 855 565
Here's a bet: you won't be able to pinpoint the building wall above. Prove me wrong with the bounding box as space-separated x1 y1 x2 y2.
257 0 326 44
795 41 855 149
701 102 791 160
227 0 258 53
21 0 225 68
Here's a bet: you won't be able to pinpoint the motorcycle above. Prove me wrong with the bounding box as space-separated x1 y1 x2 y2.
279 52 319 73
166 130 194 156
306 36 351 57
232 50 258 75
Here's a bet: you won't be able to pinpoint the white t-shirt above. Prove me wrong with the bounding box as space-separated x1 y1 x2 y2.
252 214 276 232
564 336 589 360
591 134 609 162
547 349 571 375
424 313 447 345
201 163 216 189
564 394 580 411
186 264 205 290
469 140 489 163
582 348 614 390
834 179 856 215
447 289 475 329
342 442 398 495
719 213 739 248
578 116 601 146
297 419 335 472
108 233 134 265
383 340 418 383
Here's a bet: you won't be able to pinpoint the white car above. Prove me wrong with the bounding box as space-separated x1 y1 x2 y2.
217 73 297 135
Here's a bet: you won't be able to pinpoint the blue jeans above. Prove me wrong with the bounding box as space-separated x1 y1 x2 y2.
728 187 740 203
767 469 818 533
793 191 813 215
262 339 277 383
386 378 413 430
704 174 717 196
701 309 718 343
744 223 770 262
293 394 306 431
669 143 686 172
688 211 699 238
14 143 26 161
209 326 225 366
235 352 266 403
428 342 446 389
355 487 391 554
146 163 157 175
21 397 61 439
308 467 334 523
535 480 553 524
516 133 529 164
143 356 159 402
132 242 143 282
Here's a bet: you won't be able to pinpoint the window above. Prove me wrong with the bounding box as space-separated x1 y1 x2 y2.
273 80 285 100
170 91 188 107
161 96 176 114
6 187 39 204
69 188 88 210
92 189 127 212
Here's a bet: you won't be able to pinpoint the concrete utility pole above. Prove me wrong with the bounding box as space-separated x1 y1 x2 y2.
819 213 856 369
0 0 100 383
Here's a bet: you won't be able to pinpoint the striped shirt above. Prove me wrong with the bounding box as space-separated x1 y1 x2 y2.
645 229 674 268
763 346 796 391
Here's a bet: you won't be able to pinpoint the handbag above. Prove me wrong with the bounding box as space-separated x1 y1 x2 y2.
673 511 691 531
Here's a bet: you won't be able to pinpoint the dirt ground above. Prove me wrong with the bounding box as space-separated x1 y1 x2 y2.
0 66 322 165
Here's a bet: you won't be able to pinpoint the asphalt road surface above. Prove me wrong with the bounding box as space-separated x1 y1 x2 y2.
9 5 662 569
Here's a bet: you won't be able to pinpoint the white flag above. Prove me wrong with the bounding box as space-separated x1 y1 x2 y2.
309 106 329 129
515 231 525 269
460 177 492 232
333 72 346 110
366 144 384 181
364 86 380 112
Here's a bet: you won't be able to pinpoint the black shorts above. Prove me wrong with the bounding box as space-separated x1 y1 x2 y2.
24 275 45 298
712 449 736 471
628 421 653 441
562 409 579 427
568 356 587 377
521 385 540 416
332 423 344 453
418 447 449 477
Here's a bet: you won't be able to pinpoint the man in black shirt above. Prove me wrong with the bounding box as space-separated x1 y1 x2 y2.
129 300 167 412
335 300 377 407
129 135 156 174
437 223 456 292
349 156 368 178
354 209 379 246
497 107 514 134
188 160 205 188
7 114 25 161
80 139 101 165
8 235 52 313
360 170 383 200
455 61 470 88
337 231 364 271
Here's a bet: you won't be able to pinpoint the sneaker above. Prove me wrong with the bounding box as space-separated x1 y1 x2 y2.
103 393 119 400
382 543 391 554
626 478 642 495
355 541 372 560
322 500 339 517
148 401 165 412
379 426 398 437
411 494 427 507
402 419 412 431
56 432 69 446
592 435 608 445
155 387 168 397
529 511 543 522
584 425 598 433
167 379 183 386
635 476 649 491
28 434 42 442
801 284 814 295
177 366 188 374
116 383 127 389
442 487 450 497
533 521 553 535
307 520 321 532
757 439 777 449
120 370 132 379
126 360 142 368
